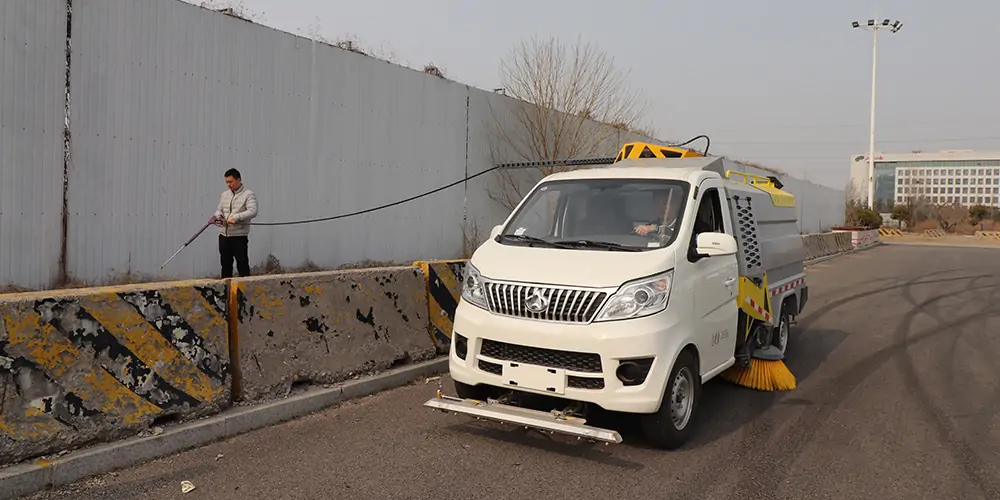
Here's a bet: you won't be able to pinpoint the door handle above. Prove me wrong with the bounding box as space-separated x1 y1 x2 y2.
724 277 736 287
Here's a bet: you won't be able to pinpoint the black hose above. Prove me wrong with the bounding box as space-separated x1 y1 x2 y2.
249 134 712 227
669 135 710 156
249 166 500 226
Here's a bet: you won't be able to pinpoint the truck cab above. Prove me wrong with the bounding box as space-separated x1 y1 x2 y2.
427 144 807 449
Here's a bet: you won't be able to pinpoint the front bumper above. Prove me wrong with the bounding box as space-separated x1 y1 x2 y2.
448 301 694 414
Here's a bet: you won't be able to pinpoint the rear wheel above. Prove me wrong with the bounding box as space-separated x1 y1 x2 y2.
773 304 792 356
640 349 701 449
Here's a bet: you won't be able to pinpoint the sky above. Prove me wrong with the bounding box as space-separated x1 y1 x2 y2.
192 0 1000 190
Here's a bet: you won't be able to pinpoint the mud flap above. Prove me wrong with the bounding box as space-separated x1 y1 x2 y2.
423 395 623 444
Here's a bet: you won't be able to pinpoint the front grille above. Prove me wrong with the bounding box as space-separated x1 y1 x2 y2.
478 359 502 375
484 282 606 323
568 376 605 390
479 339 603 373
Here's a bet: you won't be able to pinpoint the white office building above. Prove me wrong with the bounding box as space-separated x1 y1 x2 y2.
849 150 1000 211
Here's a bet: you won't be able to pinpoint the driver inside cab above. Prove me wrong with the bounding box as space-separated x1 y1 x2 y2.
634 189 680 236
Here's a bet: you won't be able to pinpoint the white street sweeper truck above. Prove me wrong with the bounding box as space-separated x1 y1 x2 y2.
424 139 808 449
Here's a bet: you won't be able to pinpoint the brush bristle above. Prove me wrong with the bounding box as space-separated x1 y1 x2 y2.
721 358 796 391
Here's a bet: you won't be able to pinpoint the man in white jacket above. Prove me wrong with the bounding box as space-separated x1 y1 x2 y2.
212 168 259 278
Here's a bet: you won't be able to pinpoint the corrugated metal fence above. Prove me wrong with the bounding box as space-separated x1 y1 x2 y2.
0 0 845 289
0 0 67 289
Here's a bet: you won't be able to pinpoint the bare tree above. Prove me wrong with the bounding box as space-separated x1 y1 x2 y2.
933 203 967 232
486 36 652 210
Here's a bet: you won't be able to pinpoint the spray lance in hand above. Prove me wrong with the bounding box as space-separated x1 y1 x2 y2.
159 216 226 270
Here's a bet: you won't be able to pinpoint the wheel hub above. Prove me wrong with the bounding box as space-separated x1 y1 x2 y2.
670 367 694 429
776 316 789 352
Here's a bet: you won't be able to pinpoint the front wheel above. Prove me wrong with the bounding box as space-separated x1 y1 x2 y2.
640 349 701 449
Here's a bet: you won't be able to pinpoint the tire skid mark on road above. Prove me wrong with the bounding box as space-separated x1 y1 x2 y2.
900 274 997 399
748 280 999 500
896 271 1000 500
683 266 999 500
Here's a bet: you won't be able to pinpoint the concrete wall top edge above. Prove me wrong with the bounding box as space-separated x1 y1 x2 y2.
230 266 423 284
0 278 227 302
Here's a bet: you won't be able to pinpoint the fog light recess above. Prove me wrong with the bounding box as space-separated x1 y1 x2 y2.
455 333 468 360
615 357 654 386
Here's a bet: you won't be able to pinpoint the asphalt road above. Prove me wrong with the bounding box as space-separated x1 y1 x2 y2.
26 244 1000 500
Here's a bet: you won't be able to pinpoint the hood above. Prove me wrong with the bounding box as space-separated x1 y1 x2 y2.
469 238 677 289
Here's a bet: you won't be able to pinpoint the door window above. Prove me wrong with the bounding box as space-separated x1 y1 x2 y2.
688 187 727 262
692 188 725 237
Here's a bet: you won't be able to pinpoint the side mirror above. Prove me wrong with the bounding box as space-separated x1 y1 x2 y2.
695 232 738 257
490 225 503 239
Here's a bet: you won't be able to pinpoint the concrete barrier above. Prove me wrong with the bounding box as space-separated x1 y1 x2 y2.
853 229 881 249
834 229 881 250
802 233 836 260
975 230 1000 240
879 228 903 236
230 267 437 403
413 260 467 354
0 280 230 466
924 229 946 238
834 232 854 252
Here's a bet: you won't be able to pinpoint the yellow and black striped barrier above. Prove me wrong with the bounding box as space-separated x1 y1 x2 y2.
413 260 467 353
975 230 1000 240
878 228 903 236
0 281 231 465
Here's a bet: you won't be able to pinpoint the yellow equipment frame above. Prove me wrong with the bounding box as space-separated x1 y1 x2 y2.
725 170 795 208
614 142 705 162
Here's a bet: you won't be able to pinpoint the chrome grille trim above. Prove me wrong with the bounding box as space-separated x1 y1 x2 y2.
483 281 608 323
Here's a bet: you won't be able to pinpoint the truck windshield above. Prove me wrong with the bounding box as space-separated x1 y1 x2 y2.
499 178 690 251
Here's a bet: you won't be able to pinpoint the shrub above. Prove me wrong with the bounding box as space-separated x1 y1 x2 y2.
969 204 990 224
856 208 883 229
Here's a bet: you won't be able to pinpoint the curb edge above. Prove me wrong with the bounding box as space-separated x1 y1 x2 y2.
0 357 449 500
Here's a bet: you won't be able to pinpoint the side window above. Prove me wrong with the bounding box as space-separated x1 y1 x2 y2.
688 188 726 262
692 188 725 237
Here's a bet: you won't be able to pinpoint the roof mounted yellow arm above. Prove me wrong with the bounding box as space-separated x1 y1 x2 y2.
613 142 705 162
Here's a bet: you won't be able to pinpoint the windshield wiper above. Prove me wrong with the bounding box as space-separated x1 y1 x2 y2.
553 239 643 252
498 234 574 248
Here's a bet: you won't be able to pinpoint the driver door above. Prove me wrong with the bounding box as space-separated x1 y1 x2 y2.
689 181 740 372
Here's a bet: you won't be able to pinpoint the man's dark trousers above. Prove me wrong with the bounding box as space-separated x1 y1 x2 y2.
219 234 251 278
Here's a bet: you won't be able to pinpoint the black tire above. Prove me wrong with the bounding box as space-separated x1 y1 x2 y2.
640 349 701 450
454 380 492 401
773 302 792 356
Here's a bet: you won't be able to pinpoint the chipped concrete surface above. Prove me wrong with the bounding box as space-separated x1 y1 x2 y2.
0 281 231 466
232 267 436 402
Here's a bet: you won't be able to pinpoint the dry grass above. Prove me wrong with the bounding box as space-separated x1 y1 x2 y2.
423 64 447 79
915 220 941 232
197 0 264 22
335 259 404 270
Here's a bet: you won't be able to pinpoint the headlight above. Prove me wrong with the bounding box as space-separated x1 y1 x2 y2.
461 263 488 309
594 270 673 322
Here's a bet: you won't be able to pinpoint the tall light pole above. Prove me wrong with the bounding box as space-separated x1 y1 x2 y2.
852 18 902 211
